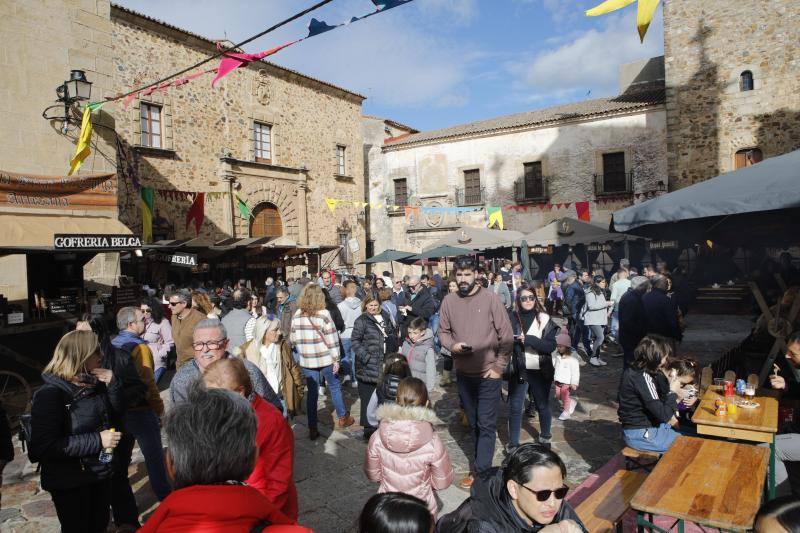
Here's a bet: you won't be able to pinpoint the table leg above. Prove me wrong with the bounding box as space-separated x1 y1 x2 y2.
769 439 777 501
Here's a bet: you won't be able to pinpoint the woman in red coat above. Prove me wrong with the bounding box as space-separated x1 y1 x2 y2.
203 357 298 520
140 385 309 532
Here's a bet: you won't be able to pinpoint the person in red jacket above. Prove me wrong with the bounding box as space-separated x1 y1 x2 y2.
203 357 298 520
140 386 309 532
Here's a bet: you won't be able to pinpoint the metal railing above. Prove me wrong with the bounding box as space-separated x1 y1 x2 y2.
514 176 549 203
593 170 634 196
455 186 485 206
385 195 409 213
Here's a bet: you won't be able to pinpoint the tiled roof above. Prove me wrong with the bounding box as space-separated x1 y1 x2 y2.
111 3 365 100
384 86 665 149
363 114 418 133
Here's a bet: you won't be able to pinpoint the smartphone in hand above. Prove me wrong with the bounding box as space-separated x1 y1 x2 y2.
461 344 473 353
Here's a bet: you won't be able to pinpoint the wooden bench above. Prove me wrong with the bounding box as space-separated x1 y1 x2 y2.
575 470 648 533
622 447 661 472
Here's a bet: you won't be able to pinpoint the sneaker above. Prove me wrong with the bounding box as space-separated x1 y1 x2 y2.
341 375 351 384
576 347 588 358
504 443 519 455
538 437 552 450
589 357 603 367
458 475 474 490
569 399 578 415
597 358 608 366
558 411 570 421
318 386 326 394
572 349 587 367
337 414 355 429
350 381 358 389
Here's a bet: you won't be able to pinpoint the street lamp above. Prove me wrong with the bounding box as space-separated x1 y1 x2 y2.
43 70 93 133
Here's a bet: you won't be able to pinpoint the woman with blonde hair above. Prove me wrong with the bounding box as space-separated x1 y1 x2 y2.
30 330 124 533
290 283 354 440
236 315 304 417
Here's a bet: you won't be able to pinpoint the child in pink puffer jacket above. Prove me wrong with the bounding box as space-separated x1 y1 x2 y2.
365 377 454 517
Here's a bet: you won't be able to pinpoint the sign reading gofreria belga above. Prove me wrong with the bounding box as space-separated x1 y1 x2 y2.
0 170 117 210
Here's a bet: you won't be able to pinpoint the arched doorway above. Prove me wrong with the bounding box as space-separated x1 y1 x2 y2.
250 202 283 238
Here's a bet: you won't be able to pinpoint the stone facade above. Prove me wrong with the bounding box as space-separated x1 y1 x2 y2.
111 6 366 271
663 0 800 189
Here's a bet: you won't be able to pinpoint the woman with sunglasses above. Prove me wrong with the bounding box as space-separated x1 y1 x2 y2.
437 444 586 532
507 284 559 452
141 298 174 384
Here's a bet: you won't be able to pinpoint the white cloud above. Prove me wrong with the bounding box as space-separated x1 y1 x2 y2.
514 7 664 100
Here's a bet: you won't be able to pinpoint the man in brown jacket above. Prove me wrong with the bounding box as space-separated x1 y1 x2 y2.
438 255 513 489
169 289 204 368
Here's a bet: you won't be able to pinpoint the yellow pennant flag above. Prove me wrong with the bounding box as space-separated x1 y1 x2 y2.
585 0 660 42
487 207 504 230
325 198 338 213
68 102 104 176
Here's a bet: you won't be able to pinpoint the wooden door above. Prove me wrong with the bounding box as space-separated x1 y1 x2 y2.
250 203 282 238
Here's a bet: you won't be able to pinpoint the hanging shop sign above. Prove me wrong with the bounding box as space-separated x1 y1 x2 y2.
54 234 142 250
648 240 679 251
587 243 613 252
0 170 117 211
151 251 198 268
112 284 142 311
529 245 554 255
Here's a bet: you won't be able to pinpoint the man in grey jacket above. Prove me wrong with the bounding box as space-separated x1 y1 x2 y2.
220 289 253 353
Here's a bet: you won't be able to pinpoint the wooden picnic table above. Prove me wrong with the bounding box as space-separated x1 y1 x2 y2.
631 436 769 532
692 385 779 499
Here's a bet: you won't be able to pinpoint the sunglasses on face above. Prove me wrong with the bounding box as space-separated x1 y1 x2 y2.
518 484 569 502
168 301 184 307
519 295 537 302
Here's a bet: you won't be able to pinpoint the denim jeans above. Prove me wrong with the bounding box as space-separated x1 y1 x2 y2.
623 422 679 453
507 379 529 448
153 367 166 384
526 370 553 441
303 365 347 429
125 409 171 501
341 338 357 385
570 318 592 354
457 374 502 476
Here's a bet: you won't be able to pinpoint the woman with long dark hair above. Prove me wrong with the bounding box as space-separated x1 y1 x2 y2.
359 492 433 533
141 298 174 384
507 284 559 451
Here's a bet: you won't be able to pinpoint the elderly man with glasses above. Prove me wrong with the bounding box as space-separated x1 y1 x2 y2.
169 319 282 412
169 289 205 369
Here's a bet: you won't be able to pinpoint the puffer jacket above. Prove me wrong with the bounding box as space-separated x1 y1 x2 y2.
365 403 454 516
30 373 124 491
351 311 397 385
400 328 437 392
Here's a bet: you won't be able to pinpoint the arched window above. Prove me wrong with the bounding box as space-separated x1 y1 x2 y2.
735 148 763 169
249 203 282 238
740 70 754 91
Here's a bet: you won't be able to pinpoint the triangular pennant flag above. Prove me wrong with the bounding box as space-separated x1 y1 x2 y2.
487 207 504 230
212 40 299 87
636 0 660 42
307 18 342 38
325 198 338 213
362 202 369 208
564 203 571 209
372 0 414 11
140 187 154 244
575 201 591 222
236 195 253 219
68 102 104 175
185 193 205 235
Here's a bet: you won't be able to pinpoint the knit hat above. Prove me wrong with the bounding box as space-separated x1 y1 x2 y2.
555 332 572 348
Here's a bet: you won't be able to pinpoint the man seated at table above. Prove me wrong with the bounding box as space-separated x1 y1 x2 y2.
768 331 800 497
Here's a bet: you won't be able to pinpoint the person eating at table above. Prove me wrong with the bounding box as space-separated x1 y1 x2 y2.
767 330 800 497
660 356 700 427
618 335 692 453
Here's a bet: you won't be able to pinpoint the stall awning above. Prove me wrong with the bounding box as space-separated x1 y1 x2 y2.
0 213 135 251
520 217 631 247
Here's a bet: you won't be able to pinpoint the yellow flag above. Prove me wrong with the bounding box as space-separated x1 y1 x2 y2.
487 207 504 230
68 107 93 175
325 198 338 213
585 0 636 16
636 0 659 42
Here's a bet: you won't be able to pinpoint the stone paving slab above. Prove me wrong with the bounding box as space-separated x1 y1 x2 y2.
0 314 753 532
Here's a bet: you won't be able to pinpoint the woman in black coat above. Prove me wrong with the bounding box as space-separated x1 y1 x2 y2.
30 330 124 533
507 284 558 452
351 296 397 439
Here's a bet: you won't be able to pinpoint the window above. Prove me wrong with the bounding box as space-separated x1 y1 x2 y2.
393 179 408 207
336 145 346 175
254 123 272 163
250 203 282 238
601 152 627 193
740 70 754 92
338 231 351 264
735 148 763 169
523 162 544 199
463 169 482 204
140 103 162 148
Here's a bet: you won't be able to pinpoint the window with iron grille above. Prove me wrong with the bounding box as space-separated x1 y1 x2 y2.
254 123 272 163
336 145 346 175
140 103 162 148
463 169 482 204
740 70 754 92
601 152 627 193
393 179 407 207
523 162 544 199
338 232 350 264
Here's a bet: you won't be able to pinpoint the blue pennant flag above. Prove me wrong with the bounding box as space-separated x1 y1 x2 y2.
372 0 414 10
307 18 342 38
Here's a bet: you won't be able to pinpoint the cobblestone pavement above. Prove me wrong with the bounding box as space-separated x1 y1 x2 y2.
0 314 754 532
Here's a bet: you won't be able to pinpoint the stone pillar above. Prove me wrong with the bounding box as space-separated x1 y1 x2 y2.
297 182 308 245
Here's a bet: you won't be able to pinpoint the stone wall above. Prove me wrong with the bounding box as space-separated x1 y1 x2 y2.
369 109 666 277
111 6 366 270
663 0 800 189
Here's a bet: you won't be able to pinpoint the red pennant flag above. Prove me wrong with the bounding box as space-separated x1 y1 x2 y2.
212 41 299 87
186 193 205 235
564 202 571 209
575 201 590 222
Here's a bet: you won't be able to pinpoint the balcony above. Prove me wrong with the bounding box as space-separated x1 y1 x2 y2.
455 186 485 206
594 170 634 197
514 176 549 203
385 195 409 215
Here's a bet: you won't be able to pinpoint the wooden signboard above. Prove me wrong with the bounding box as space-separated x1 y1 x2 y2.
587 243 612 252
0 170 117 211
112 285 142 312
649 240 680 251
529 245 554 255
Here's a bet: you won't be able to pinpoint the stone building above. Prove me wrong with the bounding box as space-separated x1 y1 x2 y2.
111 5 367 275
663 0 800 189
367 58 667 276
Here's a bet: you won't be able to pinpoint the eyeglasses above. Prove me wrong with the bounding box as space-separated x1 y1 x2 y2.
168 301 184 307
518 484 569 502
192 339 226 351
519 296 537 302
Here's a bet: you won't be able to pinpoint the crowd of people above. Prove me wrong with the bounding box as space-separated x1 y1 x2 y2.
3 255 799 532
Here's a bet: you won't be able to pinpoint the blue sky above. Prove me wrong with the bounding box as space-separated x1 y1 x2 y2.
115 0 664 132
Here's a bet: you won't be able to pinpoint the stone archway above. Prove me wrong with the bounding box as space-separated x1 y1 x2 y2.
250 202 283 238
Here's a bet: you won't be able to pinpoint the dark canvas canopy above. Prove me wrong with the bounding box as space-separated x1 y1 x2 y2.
610 149 800 245
520 217 630 247
422 226 524 252
363 249 415 263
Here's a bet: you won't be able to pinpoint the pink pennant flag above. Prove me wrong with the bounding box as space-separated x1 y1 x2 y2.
123 91 139 109
212 40 299 88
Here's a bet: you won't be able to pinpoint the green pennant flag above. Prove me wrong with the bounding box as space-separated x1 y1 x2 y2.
236 195 252 219
140 187 154 243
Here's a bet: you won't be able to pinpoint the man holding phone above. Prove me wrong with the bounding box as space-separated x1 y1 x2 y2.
438 255 514 489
